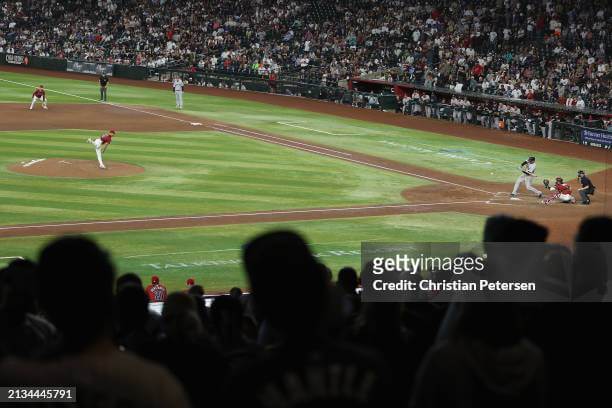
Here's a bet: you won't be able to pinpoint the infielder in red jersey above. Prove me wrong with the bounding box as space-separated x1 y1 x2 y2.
145 275 168 302
542 177 576 204
86 130 116 169
29 85 48 110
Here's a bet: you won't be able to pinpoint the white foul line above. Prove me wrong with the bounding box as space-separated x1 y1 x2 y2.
211 125 495 195
0 200 489 232
0 77 201 126
0 256 25 260
277 121 359 136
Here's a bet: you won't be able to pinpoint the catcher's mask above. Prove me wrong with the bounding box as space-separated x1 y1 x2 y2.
555 177 563 183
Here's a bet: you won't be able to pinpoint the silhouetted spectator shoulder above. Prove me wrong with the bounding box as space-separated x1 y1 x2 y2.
410 337 547 408
1 347 191 408
0 236 192 408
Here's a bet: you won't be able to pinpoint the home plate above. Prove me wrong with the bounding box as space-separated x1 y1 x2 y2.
190 122 203 126
510 197 521 201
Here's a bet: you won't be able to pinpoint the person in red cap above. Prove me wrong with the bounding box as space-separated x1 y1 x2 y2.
145 275 168 302
186 278 195 288
86 130 116 169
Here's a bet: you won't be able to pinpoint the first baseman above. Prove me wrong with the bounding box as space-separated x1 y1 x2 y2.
173 78 185 109
30 85 48 110
511 156 542 198
87 130 116 169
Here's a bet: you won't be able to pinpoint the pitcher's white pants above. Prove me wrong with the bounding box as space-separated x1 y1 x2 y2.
512 174 541 195
93 139 104 167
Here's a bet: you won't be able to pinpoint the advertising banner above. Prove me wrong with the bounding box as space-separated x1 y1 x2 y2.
581 128 612 149
66 60 113 76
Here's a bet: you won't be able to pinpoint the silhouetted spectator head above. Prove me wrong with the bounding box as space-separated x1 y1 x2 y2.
337 266 359 294
229 287 243 298
162 292 203 341
484 215 548 242
0 259 38 318
575 216 612 242
37 236 114 353
320 263 333 284
187 284 204 297
115 284 149 333
243 230 328 337
210 295 244 347
116 272 143 292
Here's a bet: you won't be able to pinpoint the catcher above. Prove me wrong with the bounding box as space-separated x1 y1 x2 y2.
541 177 576 204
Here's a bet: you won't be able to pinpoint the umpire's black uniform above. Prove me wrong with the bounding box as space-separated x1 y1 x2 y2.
578 172 595 204
99 74 109 101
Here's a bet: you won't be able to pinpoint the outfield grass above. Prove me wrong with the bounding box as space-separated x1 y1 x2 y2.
0 212 486 291
0 70 605 183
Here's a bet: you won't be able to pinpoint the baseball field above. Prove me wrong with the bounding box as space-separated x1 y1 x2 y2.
0 67 610 291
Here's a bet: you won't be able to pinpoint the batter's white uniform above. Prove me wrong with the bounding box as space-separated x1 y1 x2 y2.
512 160 542 196
173 79 184 109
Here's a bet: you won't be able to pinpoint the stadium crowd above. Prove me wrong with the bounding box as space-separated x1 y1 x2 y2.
1 215 611 407
0 0 610 110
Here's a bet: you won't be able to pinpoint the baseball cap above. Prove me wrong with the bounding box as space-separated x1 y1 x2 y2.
186 278 195 286
109 129 116 134
152 275 160 284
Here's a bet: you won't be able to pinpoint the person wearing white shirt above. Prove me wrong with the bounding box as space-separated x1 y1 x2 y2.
172 78 185 109
511 156 542 198
422 94 431 117
411 91 421 115
575 97 585 109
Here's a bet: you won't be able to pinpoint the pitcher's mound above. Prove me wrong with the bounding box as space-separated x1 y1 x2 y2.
8 158 145 178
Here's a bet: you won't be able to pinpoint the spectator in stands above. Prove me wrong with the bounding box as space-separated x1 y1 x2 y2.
0 259 57 359
114 283 157 354
232 230 392 406
0 236 191 407
143 292 227 407
411 303 548 408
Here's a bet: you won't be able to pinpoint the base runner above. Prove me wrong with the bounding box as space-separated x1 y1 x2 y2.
541 177 576 204
87 130 116 169
29 85 48 110
511 156 542 198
